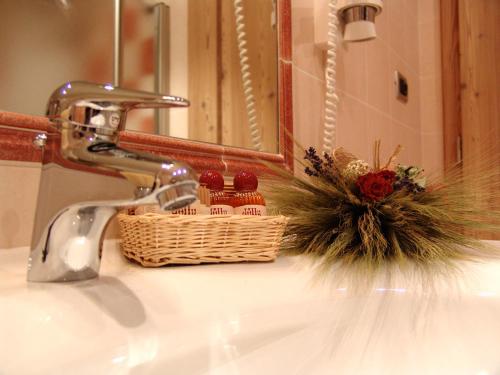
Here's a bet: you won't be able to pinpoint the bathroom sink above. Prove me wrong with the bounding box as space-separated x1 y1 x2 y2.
2 241 500 374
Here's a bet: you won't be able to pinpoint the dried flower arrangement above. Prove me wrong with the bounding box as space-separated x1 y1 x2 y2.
267 141 500 279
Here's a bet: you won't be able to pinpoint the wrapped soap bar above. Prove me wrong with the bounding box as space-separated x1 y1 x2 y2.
199 170 234 215
170 199 210 215
232 171 266 216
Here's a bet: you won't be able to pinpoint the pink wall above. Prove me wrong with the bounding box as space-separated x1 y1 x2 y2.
292 0 444 173
0 0 445 248
418 0 444 175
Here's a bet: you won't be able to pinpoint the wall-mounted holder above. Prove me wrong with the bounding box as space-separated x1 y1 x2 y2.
32 133 47 149
337 0 383 42
394 70 409 103
314 0 383 46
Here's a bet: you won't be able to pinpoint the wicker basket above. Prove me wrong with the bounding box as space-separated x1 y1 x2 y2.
117 213 289 267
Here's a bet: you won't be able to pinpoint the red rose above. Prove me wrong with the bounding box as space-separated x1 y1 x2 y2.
377 170 397 183
356 170 396 201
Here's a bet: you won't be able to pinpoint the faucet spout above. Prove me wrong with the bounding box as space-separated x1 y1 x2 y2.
28 82 197 282
64 139 197 210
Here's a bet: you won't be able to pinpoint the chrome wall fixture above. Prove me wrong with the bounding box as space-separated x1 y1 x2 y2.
342 5 377 24
32 133 48 149
153 2 171 135
113 0 123 86
113 0 171 133
337 0 383 42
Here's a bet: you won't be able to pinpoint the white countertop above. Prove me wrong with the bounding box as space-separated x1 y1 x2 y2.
2 241 500 375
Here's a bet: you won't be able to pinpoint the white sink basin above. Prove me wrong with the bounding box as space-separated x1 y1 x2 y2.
2 241 500 374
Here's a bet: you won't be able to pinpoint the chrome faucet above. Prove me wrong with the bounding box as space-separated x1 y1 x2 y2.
28 81 198 282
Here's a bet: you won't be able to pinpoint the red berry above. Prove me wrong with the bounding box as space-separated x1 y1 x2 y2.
199 170 224 191
233 171 258 191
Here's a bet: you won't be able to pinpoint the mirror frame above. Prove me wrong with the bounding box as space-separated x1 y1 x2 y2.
0 0 292 176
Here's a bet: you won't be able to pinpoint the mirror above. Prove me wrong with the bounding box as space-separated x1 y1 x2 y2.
0 0 279 154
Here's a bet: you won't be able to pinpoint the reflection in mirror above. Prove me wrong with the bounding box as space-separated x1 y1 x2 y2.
0 0 114 112
0 0 278 153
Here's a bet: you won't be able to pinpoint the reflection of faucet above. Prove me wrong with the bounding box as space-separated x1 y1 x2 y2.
28 81 198 282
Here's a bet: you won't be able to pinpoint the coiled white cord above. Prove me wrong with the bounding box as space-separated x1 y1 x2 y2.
323 0 339 155
233 0 263 151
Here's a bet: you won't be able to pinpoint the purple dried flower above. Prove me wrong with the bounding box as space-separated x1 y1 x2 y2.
394 177 425 193
303 147 338 183
324 152 334 168
304 147 324 175
305 166 319 177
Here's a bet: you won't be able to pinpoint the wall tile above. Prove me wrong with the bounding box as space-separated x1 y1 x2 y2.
418 1 444 172
336 41 367 101
404 0 420 73
365 38 391 114
0 162 41 248
419 20 441 76
0 160 132 249
386 0 420 74
389 50 421 132
386 0 407 63
336 93 368 161
366 107 396 166
404 0 419 18
408 75 421 132
291 0 325 80
418 0 439 24
292 66 325 152
393 122 422 166
420 75 443 134
421 132 444 175
373 1 389 43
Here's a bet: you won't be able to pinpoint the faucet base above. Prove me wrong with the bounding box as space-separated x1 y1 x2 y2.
28 204 117 282
27 268 99 283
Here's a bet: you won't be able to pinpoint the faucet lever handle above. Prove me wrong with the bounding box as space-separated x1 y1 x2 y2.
46 81 189 137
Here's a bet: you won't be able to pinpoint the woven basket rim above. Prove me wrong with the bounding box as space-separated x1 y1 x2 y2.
118 213 289 222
